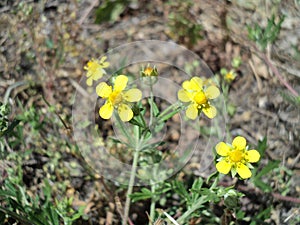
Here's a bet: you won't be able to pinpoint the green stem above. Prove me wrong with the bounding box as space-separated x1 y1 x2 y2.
176 196 208 224
115 112 134 147
158 102 180 119
149 80 154 127
123 126 143 225
123 146 140 225
177 175 219 223
149 182 156 225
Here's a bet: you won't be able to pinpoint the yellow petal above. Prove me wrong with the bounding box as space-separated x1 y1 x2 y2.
189 77 203 91
202 105 217 119
92 68 105 80
232 136 246 151
96 82 112 98
114 75 128 91
99 56 107 63
245 150 260 163
216 159 231 175
86 77 93 86
99 102 114 119
102 62 110 67
216 142 230 156
123 88 142 102
186 104 198 120
182 80 191 90
205 86 220 99
178 89 191 102
118 104 133 122
236 163 252 179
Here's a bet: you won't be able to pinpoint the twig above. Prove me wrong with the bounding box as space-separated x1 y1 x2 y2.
3 81 28 104
253 45 299 97
249 59 262 92
41 95 72 134
219 181 300 204
115 196 135 225
78 0 99 25
68 77 93 99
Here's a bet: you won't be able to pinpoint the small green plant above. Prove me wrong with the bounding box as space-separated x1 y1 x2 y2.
0 175 85 225
216 57 241 117
247 14 285 51
95 0 132 24
167 0 203 47
247 14 299 98
0 97 87 224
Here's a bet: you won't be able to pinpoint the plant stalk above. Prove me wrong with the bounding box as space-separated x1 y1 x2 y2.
123 125 143 225
122 147 140 225
149 182 156 225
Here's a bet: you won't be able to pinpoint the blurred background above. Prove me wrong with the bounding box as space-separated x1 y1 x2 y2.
0 0 300 224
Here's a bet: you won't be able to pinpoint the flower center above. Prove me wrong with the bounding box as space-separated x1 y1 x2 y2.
109 91 122 105
229 150 243 162
225 73 234 80
194 91 207 105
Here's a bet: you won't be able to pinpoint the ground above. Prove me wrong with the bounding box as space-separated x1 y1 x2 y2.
0 0 300 224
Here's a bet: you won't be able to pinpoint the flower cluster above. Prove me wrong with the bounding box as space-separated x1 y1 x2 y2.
215 136 260 179
177 77 220 119
84 56 109 86
83 58 261 179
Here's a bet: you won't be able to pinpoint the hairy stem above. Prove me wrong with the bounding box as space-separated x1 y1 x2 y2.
123 126 143 225
123 147 140 225
149 183 156 225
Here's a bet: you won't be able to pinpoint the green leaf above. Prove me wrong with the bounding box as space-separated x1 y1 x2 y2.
157 107 181 123
130 117 146 128
256 160 280 179
95 0 129 24
129 188 153 202
0 119 20 138
172 180 190 201
148 98 160 117
141 141 165 151
0 206 33 225
253 160 280 192
256 137 267 156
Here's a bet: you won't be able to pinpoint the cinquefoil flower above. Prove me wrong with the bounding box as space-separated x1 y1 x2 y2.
84 56 110 86
177 77 220 119
141 66 158 77
96 75 142 122
224 70 237 83
215 136 260 179
220 68 237 83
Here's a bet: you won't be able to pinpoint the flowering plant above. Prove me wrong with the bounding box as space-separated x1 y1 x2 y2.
82 56 262 225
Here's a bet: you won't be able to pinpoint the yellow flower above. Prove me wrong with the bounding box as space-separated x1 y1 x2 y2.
84 56 110 86
215 136 260 179
141 66 158 77
96 75 142 122
224 70 237 83
177 77 220 119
